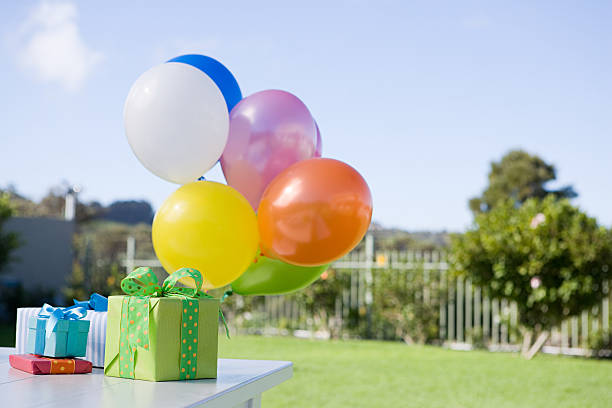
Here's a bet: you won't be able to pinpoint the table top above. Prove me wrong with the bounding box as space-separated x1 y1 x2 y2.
0 347 292 408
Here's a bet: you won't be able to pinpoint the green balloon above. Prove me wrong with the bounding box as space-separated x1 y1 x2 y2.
231 254 329 295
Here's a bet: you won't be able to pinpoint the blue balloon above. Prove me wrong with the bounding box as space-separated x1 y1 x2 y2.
167 54 242 113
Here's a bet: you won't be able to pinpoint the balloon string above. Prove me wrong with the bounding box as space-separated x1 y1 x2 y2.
219 289 232 338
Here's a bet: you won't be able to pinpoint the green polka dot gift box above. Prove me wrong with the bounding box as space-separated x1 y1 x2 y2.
103 267 223 381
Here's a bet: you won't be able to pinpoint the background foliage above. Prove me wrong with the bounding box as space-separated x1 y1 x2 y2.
64 221 154 301
469 150 576 214
224 265 443 344
0 193 20 274
451 196 612 331
2 149 610 352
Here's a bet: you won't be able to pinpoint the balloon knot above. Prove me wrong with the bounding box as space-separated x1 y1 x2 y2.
221 289 233 303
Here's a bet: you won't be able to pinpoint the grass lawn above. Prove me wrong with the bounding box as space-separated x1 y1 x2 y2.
219 336 612 408
1 325 609 407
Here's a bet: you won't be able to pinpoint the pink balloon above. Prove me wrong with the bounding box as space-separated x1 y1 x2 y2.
221 90 317 209
314 122 322 157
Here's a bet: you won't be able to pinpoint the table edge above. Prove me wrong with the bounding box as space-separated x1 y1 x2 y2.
2 347 294 408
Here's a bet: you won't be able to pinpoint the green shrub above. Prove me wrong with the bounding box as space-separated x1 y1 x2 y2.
588 330 612 359
0 193 20 274
451 196 612 334
371 267 441 344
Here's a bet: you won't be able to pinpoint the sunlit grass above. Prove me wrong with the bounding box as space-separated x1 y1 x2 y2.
2 325 610 407
219 335 612 408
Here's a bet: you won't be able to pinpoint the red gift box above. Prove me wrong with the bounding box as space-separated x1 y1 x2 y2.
9 354 92 375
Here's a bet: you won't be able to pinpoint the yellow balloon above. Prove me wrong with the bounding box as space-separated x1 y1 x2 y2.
152 181 259 289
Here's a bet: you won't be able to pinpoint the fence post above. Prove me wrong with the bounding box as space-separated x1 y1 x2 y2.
561 320 569 349
581 311 589 348
439 268 447 341
603 281 609 333
456 277 464 342
492 299 500 345
364 234 374 338
500 299 508 344
510 302 518 344
591 305 599 335
125 236 135 275
448 276 455 342
483 291 490 340
335 296 342 337
465 279 472 343
474 287 481 336
424 252 433 304
84 238 93 293
571 316 579 348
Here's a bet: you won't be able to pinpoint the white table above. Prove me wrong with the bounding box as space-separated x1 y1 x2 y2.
0 347 292 408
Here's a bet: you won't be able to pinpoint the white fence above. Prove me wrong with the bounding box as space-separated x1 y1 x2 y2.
123 235 611 354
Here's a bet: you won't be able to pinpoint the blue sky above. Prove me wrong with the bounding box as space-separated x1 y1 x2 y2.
1 1 610 231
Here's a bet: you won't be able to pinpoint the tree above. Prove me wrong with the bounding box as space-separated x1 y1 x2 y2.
102 200 154 225
469 150 577 213
0 194 20 273
1 188 39 217
451 196 612 358
3 185 104 222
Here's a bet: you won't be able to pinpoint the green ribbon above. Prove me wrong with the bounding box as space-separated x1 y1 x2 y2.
118 267 227 380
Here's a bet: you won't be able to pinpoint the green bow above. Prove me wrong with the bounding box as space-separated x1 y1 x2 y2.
121 266 209 298
117 267 227 380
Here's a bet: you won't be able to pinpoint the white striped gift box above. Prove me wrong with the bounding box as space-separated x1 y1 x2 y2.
16 307 107 368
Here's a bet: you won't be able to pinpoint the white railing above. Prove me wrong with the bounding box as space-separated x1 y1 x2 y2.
122 234 611 354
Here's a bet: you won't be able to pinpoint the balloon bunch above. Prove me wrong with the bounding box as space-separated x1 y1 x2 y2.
124 54 373 295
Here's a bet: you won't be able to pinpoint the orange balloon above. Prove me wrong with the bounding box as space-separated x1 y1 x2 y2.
258 158 372 266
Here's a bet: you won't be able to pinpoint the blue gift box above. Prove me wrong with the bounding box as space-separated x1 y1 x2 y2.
26 307 90 358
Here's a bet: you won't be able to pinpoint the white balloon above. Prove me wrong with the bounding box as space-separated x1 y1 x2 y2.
124 62 229 184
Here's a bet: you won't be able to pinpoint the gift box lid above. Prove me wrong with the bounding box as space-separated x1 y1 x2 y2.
28 315 90 333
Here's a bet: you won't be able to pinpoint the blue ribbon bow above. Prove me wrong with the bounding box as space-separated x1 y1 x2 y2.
73 293 108 312
38 304 88 338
